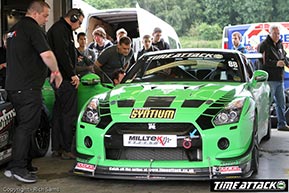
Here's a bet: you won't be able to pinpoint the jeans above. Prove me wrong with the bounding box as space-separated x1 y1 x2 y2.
7 89 42 171
268 81 287 128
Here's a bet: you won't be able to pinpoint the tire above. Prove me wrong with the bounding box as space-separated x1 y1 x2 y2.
30 108 51 158
285 89 289 125
270 103 277 128
263 109 271 141
251 117 259 174
251 143 259 174
286 107 289 124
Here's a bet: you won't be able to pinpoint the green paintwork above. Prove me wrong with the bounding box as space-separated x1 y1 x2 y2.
42 73 112 117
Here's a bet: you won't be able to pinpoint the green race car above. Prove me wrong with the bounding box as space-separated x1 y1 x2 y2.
73 49 271 180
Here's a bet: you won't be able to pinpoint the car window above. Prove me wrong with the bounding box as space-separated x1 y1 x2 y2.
127 52 244 83
241 55 254 80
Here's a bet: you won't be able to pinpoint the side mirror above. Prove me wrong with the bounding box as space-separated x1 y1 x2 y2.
253 70 268 82
250 70 268 87
81 73 101 86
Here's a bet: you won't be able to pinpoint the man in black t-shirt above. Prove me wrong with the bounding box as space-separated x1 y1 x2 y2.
4 1 62 183
95 36 133 81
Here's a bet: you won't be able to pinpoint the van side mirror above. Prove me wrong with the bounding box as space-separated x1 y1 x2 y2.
81 73 101 86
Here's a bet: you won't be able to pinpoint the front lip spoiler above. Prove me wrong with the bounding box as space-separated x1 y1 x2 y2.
73 163 253 181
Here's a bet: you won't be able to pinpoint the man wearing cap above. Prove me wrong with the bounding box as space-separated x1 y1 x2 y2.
88 27 113 58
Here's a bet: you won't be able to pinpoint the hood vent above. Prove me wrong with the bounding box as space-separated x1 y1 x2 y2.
117 100 135 107
144 96 175 107
181 100 205 108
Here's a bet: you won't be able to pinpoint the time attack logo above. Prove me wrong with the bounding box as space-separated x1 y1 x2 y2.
211 179 288 192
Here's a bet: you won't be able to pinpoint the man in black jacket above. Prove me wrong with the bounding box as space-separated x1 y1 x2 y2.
47 8 84 159
259 24 289 131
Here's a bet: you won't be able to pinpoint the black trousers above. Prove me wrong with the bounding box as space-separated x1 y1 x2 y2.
51 80 77 153
7 89 42 171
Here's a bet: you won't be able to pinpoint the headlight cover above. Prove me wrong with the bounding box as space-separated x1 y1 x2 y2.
213 98 245 125
81 98 100 124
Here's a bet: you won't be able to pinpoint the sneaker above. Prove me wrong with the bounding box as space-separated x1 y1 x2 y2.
277 125 289 131
61 151 76 160
27 165 38 174
4 169 37 183
4 170 12 178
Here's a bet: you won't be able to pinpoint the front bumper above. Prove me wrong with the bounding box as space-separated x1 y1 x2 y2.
73 160 253 180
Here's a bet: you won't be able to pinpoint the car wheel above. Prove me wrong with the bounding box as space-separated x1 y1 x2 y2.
263 109 271 141
30 108 50 158
251 143 259 174
251 118 259 174
270 103 277 128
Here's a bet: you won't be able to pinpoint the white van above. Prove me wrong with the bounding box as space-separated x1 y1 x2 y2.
85 6 181 54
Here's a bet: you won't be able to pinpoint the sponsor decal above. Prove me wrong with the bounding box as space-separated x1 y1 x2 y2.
148 123 156 130
0 147 12 161
123 134 177 147
221 160 240 166
75 162 96 172
130 108 176 119
108 167 195 174
7 31 17 38
211 179 288 192
146 53 223 62
0 108 16 132
213 166 242 174
0 131 9 148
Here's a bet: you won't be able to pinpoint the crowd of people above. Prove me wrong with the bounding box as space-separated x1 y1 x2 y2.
0 0 170 184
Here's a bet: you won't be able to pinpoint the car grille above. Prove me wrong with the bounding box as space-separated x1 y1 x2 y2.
104 123 202 161
106 148 188 160
106 123 195 135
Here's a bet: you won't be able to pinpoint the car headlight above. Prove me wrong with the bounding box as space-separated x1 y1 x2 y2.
81 98 100 124
213 98 245 125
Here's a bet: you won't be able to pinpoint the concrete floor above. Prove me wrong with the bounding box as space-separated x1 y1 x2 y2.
0 129 288 193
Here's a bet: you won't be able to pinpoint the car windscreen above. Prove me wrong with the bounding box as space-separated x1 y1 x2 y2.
126 52 244 83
